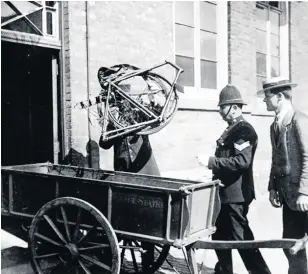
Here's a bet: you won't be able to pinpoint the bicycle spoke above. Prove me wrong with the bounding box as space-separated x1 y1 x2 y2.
154 245 163 252
80 254 111 272
34 232 63 247
60 206 71 242
73 208 82 242
78 260 92 274
130 245 139 273
43 214 67 244
78 224 98 245
133 240 141 248
120 240 127 267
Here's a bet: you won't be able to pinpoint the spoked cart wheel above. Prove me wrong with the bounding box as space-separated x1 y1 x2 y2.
120 239 170 274
28 197 120 274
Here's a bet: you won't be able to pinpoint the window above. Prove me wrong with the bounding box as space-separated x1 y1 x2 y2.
175 1 195 87
1 1 59 38
256 1 285 90
175 1 218 90
200 1 217 89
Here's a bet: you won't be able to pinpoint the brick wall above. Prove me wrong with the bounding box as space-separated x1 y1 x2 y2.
289 2 308 114
228 1 257 110
63 1 174 168
63 1 89 166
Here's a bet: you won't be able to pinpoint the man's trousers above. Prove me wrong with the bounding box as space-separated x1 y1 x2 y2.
212 202 271 274
282 203 308 274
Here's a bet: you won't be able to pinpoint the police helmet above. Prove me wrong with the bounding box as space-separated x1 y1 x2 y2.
218 84 247 106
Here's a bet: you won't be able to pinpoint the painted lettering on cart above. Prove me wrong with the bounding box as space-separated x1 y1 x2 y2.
113 193 164 209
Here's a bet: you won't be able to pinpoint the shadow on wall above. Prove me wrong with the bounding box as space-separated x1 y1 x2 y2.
61 139 100 169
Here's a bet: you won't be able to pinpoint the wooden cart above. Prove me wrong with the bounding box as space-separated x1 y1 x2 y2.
1 162 221 274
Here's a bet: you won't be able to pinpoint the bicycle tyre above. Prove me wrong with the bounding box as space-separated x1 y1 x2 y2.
137 72 178 135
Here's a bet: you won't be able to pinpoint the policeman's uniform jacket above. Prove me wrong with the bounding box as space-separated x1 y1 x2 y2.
268 108 308 211
99 133 160 175
208 116 258 203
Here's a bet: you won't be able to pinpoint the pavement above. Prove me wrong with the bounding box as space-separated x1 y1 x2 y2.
1 167 307 274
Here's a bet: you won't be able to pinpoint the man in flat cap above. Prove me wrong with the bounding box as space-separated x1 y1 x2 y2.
257 77 308 274
198 85 271 274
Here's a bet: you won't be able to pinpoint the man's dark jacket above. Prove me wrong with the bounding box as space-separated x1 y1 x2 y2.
208 116 258 203
268 108 308 211
99 134 160 175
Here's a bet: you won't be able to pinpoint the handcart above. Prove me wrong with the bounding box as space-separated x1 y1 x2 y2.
1 162 221 274
2 163 307 274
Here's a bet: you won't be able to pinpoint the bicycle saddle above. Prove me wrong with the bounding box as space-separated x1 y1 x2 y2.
98 66 120 79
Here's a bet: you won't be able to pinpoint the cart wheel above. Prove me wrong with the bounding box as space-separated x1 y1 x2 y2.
120 239 170 274
28 197 120 274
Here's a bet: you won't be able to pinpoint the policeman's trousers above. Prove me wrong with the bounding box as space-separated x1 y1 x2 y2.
212 202 271 274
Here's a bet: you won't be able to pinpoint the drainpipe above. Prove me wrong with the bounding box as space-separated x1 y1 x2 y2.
85 1 92 167
59 1 68 162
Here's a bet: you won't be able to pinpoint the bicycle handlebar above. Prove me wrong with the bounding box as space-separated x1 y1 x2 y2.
165 60 184 74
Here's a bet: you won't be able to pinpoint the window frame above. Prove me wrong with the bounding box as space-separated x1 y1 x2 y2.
253 1 290 115
173 1 228 110
1 1 61 49
256 1 282 86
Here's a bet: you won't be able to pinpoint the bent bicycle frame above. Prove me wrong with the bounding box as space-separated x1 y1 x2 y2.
99 60 184 141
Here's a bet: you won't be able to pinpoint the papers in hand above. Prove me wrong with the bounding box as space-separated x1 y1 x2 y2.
197 154 209 167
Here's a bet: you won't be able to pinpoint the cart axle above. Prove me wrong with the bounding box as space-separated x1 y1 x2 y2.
65 243 79 261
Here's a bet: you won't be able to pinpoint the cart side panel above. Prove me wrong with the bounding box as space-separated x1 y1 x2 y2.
111 187 170 238
188 184 220 235
57 178 109 218
170 194 183 240
11 174 56 216
188 186 213 234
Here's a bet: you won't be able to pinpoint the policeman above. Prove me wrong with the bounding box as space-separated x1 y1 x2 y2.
198 85 271 274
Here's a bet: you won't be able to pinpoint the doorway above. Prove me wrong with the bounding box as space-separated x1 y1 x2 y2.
1 41 59 166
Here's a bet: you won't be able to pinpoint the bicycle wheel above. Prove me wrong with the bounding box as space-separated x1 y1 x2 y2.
119 239 170 274
107 72 178 136
137 73 178 135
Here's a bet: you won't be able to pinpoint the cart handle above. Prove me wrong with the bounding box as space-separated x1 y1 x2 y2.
193 237 308 254
289 235 308 255
179 179 222 194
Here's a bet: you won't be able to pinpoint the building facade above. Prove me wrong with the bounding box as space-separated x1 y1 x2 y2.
2 1 308 193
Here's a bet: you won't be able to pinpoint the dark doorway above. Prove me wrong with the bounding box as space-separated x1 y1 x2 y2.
2 41 58 166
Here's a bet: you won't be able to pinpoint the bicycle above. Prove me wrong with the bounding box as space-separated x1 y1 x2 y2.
75 60 184 141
